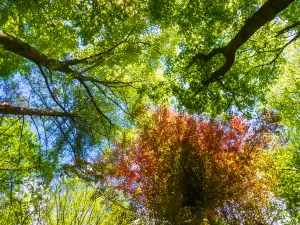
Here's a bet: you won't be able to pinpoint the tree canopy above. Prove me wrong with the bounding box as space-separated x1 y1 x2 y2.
0 0 299 224
107 107 280 224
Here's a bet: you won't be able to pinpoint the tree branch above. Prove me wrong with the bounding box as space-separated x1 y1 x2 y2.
277 21 300 36
0 105 72 117
191 0 295 92
0 25 138 73
38 65 68 113
0 30 75 73
78 78 113 125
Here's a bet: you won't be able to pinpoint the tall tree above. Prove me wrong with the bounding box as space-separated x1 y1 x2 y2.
104 107 280 224
267 48 300 223
1 0 299 160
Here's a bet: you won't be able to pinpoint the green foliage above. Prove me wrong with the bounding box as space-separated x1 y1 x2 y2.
0 0 299 224
41 178 136 225
267 48 300 131
0 177 136 225
0 117 56 224
0 117 55 193
272 144 300 224
267 48 300 223
0 0 181 157
158 0 297 114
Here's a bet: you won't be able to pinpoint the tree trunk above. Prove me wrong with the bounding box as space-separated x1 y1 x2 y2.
0 105 72 117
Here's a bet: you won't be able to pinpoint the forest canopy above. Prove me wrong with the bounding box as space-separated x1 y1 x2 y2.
0 0 299 224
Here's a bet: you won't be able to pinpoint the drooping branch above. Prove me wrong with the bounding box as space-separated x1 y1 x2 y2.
78 77 112 125
0 30 136 123
0 105 72 117
38 65 69 113
191 0 295 90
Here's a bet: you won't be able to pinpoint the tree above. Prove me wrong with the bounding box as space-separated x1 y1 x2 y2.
0 0 179 161
0 0 299 167
0 117 55 192
0 117 55 225
1 0 299 121
40 178 136 225
108 107 280 224
0 177 136 225
270 143 300 224
266 48 300 223
0 1 299 223
150 0 299 114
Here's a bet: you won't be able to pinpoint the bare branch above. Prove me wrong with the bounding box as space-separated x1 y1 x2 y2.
38 65 68 113
64 25 138 66
77 78 112 125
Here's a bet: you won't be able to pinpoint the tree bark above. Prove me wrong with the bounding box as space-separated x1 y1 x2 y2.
193 0 295 87
0 105 72 117
0 31 109 84
0 30 74 73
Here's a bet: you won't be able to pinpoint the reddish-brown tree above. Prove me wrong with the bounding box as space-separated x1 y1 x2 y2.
106 107 278 224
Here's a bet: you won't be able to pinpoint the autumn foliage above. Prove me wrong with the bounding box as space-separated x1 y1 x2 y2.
109 107 278 224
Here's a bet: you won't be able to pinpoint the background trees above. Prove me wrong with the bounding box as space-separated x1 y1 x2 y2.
267 48 300 222
0 177 135 225
0 117 55 224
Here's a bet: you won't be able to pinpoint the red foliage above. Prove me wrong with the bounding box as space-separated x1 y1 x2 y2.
109 107 275 221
